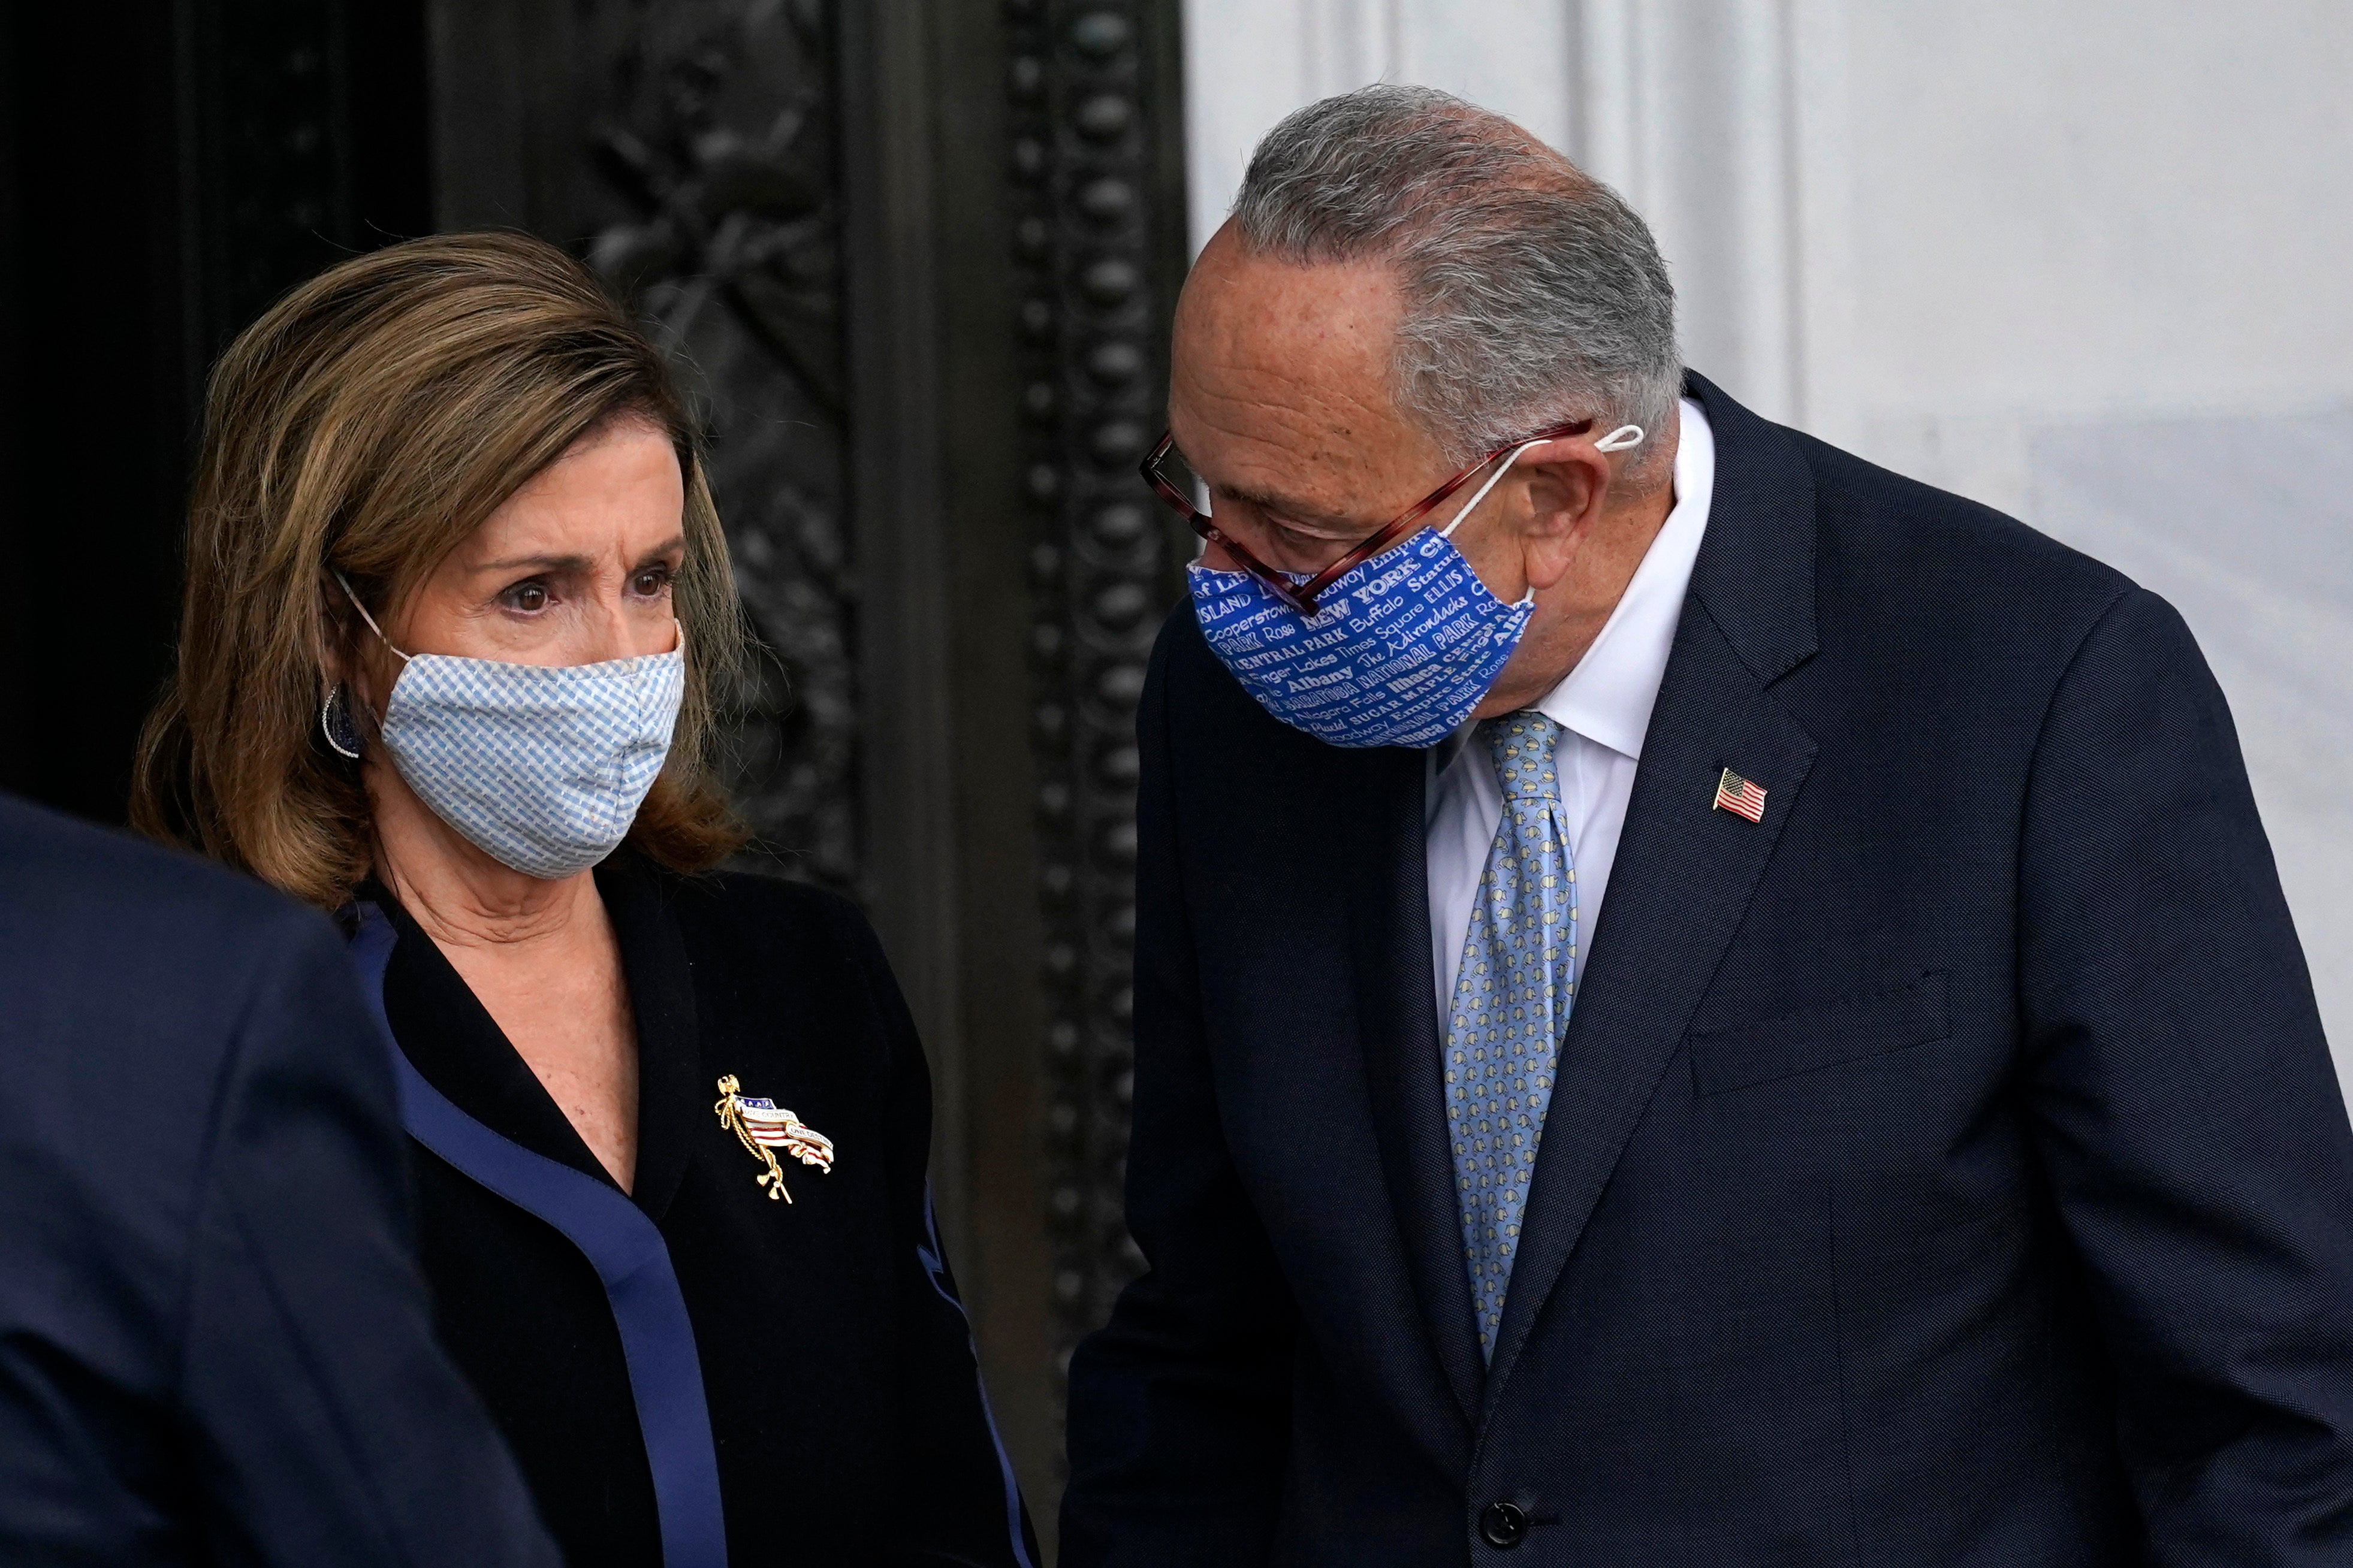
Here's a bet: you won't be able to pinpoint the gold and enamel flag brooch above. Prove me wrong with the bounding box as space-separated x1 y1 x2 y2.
714 1075 835 1202
1713 768 1767 823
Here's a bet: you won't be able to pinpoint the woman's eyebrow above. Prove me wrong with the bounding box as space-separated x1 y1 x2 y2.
469 536 686 575
472 551 597 574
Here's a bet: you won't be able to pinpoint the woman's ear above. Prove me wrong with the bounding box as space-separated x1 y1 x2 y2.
320 569 387 717
1513 442 1612 593
319 569 358 684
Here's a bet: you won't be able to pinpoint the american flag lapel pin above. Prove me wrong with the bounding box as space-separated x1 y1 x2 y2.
1713 767 1767 823
714 1075 835 1203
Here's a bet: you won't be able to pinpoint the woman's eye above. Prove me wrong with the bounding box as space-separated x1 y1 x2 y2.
504 582 550 613
632 567 672 597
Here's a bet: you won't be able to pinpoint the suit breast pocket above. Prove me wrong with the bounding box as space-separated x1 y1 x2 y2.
1688 971 1950 1096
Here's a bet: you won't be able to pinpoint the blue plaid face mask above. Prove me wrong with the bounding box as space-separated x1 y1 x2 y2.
338 575 685 880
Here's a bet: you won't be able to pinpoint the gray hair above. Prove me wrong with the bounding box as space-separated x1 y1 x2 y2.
1231 86 1679 479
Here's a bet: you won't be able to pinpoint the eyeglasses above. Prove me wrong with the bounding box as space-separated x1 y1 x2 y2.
1140 418 1594 616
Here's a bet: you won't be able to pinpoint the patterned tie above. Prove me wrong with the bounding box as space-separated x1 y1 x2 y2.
1444 711 1577 1359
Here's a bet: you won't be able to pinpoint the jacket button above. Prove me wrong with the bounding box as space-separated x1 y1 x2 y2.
1480 1501 1529 1548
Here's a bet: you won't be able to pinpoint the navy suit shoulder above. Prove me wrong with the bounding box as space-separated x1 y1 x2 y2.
1791 424 2132 648
1 787 325 962
0 794 557 1568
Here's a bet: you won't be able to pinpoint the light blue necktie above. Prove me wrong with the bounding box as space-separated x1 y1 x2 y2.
1444 711 1577 1359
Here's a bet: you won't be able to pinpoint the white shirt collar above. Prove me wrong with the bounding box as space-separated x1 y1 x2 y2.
1528 395 1715 761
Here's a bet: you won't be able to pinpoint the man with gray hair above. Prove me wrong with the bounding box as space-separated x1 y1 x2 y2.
1062 86 2353 1564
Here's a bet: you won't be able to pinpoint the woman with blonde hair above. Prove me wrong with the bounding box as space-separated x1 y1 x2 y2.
136 232 1034 1568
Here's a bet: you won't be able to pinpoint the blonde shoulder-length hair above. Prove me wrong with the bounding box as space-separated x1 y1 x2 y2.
134 231 749 907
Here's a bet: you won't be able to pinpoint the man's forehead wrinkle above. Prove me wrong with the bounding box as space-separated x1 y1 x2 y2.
1224 482 1362 531
1173 375 1398 504
1191 362 1390 434
1181 392 1344 487
1175 292 1404 440
1175 316 1397 435
1196 309 1391 398
1203 447 1387 533
1170 238 1447 525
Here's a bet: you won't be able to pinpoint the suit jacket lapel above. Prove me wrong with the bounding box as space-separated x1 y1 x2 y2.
1349 744 1488 1425
1482 375 1822 1409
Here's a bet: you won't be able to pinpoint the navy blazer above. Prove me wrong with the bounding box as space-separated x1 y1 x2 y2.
1063 374 2353 1564
0 793 558 1568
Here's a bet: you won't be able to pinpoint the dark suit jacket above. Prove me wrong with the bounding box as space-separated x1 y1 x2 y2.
369 857 1037 1568
1063 374 2353 1564
0 793 558 1568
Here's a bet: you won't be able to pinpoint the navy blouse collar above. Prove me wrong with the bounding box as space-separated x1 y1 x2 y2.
361 853 704 1224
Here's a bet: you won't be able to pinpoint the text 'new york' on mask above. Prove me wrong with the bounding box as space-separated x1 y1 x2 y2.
335 572 685 880
1187 424 1645 749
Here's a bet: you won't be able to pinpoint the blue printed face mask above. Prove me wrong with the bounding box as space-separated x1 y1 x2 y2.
1187 425 1643 749
337 575 686 880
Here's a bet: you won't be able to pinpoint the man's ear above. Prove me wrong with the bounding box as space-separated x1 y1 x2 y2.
1513 442 1612 592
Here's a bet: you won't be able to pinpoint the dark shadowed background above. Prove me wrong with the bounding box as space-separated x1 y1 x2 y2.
0 1 1190 1545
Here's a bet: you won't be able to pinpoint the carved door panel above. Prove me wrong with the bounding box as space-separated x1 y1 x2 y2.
998 0 1188 1445
435 1 860 896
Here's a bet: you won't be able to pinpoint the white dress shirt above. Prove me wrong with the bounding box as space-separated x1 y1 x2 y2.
1425 396 1716 1015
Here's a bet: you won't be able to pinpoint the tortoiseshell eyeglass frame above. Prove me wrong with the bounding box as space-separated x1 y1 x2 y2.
1139 418 1595 616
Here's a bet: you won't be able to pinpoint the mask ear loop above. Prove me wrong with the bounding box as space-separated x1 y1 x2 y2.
1437 424 1648 541
1439 440 1545 540
332 570 411 663
322 570 405 761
